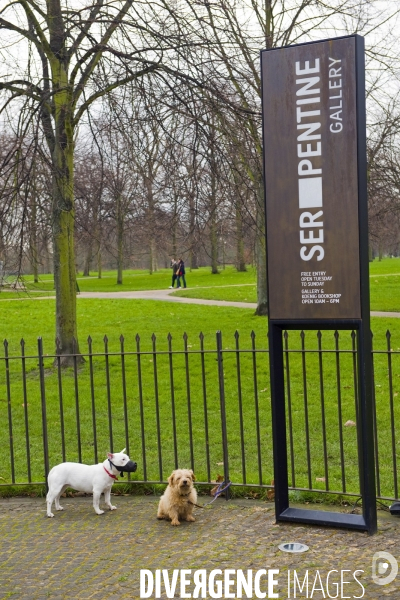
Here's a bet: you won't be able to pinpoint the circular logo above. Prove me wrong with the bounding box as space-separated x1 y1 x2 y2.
372 551 398 586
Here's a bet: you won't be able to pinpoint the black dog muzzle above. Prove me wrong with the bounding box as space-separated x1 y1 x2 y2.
108 459 137 478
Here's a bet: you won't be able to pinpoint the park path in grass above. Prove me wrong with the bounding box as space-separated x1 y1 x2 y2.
1 283 400 319
3 284 400 316
77 288 400 317
77 286 257 309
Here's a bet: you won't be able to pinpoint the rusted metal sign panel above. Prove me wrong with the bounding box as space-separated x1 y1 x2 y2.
261 36 363 320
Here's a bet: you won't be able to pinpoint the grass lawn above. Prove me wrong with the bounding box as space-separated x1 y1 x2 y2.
1 259 400 500
2 259 399 312
1 265 256 298
369 258 400 312
171 258 400 312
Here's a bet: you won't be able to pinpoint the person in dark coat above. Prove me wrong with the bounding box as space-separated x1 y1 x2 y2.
176 258 186 288
169 258 179 288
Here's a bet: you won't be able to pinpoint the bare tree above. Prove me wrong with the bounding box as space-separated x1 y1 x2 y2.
0 0 158 362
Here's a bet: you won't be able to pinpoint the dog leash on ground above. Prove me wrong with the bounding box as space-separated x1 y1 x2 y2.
188 480 232 509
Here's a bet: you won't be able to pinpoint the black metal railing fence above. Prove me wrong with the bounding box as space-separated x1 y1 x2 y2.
1 329 399 501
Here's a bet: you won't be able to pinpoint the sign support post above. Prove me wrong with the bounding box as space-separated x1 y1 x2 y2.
261 35 377 534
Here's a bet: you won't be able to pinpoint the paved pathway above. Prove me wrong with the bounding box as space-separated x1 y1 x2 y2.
77 289 400 317
77 288 257 309
1 495 399 599
3 286 400 317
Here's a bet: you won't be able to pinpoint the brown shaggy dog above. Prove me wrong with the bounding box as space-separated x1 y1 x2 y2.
157 469 197 526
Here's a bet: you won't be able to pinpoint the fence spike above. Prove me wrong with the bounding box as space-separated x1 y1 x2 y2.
151 333 156 343
183 332 188 342
87 335 92 344
387 330 392 352
119 334 124 343
317 330 322 341
167 333 172 342
199 332 204 341
103 335 108 344
250 330 255 340
351 330 356 341
234 330 239 340
300 330 305 341
3 339 8 349
283 330 288 340
20 338 25 348
334 330 339 341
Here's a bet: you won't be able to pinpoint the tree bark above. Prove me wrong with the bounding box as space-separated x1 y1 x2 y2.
236 204 246 272
30 194 39 283
97 244 102 278
116 195 124 284
254 179 268 316
209 122 219 274
51 55 83 363
210 210 219 274
146 177 157 273
53 181 81 362
83 238 93 276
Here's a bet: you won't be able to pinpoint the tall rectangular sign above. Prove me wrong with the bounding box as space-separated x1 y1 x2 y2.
261 36 377 534
262 36 362 320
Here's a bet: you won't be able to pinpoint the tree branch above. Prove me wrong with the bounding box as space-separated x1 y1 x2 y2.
72 65 158 126
71 0 134 106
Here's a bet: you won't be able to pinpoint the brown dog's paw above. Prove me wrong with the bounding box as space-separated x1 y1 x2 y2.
186 515 195 522
171 518 181 526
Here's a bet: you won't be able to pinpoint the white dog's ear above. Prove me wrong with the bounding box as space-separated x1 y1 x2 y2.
168 472 175 486
120 448 126 454
190 470 196 481
107 452 114 459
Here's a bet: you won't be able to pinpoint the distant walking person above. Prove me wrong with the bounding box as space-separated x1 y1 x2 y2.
176 258 187 288
169 258 179 288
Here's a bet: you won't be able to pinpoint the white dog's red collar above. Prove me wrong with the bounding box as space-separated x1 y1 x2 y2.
103 466 118 480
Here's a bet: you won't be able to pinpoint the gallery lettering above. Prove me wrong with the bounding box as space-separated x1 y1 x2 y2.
295 58 324 262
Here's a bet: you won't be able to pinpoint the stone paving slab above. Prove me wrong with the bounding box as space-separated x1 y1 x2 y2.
1 495 400 599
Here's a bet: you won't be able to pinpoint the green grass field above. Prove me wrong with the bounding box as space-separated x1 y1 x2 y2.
0 259 399 500
3 259 399 312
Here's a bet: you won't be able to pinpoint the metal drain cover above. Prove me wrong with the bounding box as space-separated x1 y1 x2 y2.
279 542 309 553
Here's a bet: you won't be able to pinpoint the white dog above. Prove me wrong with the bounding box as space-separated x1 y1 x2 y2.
157 469 197 526
46 449 137 517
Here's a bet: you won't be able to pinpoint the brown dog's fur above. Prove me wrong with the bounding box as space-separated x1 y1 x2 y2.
157 469 197 526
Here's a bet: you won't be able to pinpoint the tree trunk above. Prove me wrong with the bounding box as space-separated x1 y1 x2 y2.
210 211 219 274
149 238 158 274
188 190 199 270
97 244 102 278
172 191 178 259
255 180 268 316
51 67 82 364
30 195 39 283
147 179 157 274
236 204 246 272
96 218 102 278
53 181 81 362
209 130 219 275
83 238 93 276
116 196 124 284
